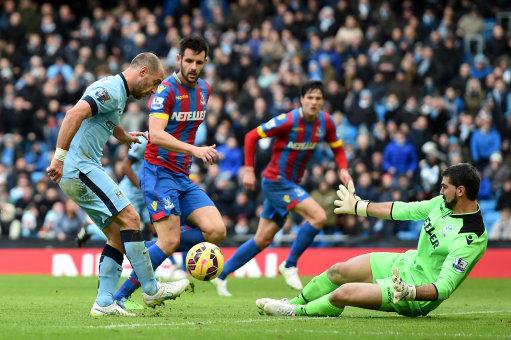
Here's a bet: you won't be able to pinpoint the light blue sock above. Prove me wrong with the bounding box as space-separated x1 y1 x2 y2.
96 244 123 307
115 242 168 300
177 227 205 252
285 222 320 268
218 238 261 280
121 230 158 296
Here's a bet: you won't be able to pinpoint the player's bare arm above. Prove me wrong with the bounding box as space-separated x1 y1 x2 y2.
112 126 145 148
122 158 139 188
46 100 92 183
148 115 219 165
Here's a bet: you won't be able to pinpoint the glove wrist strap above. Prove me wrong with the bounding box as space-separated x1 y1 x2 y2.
355 200 369 217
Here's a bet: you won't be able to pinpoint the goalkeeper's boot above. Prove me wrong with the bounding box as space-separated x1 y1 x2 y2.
211 278 232 297
90 301 135 317
279 262 303 290
117 297 144 311
258 299 296 316
142 279 191 308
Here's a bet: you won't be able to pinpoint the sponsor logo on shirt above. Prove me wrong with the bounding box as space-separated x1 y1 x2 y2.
283 194 290 203
452 257 468 273
175 95 189 100
151 97 164 110
287 141 317 150
292 127 304 132
170 111 206 121
115 190 123 199
95 89 111 103
151 201 158 211
466 234 474 245
423 217 439 248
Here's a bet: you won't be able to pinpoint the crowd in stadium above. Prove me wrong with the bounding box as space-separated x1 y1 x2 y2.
0 0 510 243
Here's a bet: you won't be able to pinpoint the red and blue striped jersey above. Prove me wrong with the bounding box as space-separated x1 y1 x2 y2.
145 72 211 174
257 108 343 183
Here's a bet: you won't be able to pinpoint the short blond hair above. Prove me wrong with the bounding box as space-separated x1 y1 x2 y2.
130 52 163 73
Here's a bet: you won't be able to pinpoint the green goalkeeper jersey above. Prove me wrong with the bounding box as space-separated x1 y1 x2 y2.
391 195 487 301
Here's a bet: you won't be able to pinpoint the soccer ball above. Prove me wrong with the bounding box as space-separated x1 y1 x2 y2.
185 242 224 281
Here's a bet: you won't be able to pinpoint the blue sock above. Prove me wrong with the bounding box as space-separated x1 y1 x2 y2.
177 228 205 252
218 238 261 280
120 230 158 296
181 252 187 271
285 222 320 268
96 244 123 307
115 242 168 300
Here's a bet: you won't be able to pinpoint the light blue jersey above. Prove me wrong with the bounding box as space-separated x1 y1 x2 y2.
60 74 132 229
119 138 150 224
63 74 130 177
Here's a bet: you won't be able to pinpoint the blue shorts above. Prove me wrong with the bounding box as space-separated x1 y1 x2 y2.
260 177 310 228
119 180 150 225
140 161 214 223
59 166 131 229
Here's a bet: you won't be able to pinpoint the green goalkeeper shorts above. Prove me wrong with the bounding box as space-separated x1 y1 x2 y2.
370 252 431 317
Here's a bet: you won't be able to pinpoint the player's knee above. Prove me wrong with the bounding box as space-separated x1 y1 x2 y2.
254 234 273 249
118 206 141 230
309 210 327 229
327 262 345 284
329 285 353 305
204 226 226 245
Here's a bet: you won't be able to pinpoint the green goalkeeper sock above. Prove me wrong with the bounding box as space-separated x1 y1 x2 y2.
295 293 344 317
289 271 339 305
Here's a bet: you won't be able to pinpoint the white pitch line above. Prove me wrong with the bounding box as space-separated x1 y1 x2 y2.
84 310 511 331
433 310 511 316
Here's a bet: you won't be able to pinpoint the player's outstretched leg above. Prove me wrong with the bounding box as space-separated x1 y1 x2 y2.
213 218 278 296
90 243 135 317
282 199 327 290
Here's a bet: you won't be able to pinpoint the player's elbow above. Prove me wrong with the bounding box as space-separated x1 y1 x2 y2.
148 130 164 146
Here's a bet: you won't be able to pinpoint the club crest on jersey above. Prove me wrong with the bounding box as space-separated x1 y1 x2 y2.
441 225 453 237
452 257 468 273
95 89 111 103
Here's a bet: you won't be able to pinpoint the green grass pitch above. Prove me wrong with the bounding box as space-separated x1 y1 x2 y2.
1 276 510 339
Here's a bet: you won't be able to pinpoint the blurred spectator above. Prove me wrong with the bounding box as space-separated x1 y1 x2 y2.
489 178 511 240
470 112 501 169
383 131 417 178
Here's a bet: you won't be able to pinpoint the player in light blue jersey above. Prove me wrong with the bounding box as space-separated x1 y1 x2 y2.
47 52 190 316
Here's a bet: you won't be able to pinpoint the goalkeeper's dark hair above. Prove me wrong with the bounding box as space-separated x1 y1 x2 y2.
442 163 480 200
179 35 209 57
301 81 325 98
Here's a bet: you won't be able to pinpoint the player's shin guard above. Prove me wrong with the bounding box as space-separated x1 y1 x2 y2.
289 271 339 305
176 228 205 252
295 293 344 317
121 230 158 296
285 223 319 268
96 244 124 307
218 238 261 280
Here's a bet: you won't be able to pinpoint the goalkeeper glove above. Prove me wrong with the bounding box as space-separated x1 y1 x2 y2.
392 267 416 303
333 181 370 217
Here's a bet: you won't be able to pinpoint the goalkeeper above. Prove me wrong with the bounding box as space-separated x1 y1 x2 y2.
257 163 487 317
